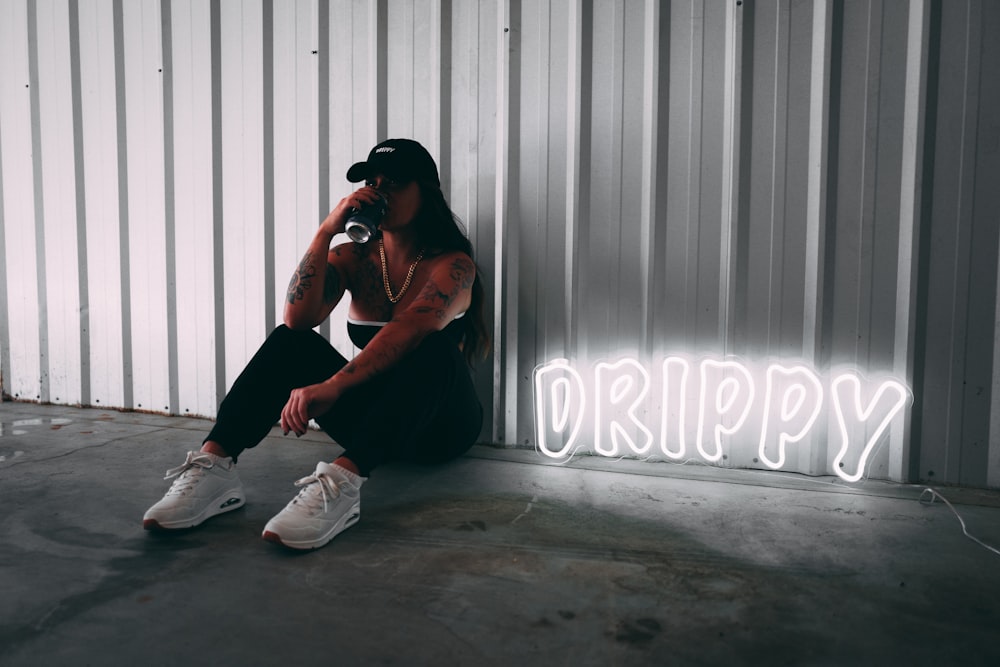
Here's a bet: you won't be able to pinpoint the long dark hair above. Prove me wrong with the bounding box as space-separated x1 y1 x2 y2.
411 180 490 364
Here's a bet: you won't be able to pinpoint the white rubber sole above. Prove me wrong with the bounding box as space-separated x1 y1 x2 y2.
261 505 360 550
143 488 246 530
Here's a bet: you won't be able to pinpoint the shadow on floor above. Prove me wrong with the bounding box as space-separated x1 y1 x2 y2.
2 402 999 666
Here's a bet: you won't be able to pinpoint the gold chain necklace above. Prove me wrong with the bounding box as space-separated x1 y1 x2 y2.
379 238 425 303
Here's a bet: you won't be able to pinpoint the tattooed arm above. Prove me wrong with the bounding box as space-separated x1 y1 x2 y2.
284 195 375 329
284 186 384 329
282 231 349 330
280 251 476 436
339 252 474 378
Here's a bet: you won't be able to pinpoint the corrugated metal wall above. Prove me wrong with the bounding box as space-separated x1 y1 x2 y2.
1 0 998 488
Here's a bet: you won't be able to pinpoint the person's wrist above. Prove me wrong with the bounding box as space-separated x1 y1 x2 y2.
322 376 343 397
316 224 339 240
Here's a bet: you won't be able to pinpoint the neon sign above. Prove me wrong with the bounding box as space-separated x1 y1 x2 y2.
533 356 910 483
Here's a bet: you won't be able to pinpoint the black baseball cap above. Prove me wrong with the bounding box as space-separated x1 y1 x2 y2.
346 138 440 187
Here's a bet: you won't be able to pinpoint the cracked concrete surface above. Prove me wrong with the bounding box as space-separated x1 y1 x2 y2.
2 402 999 666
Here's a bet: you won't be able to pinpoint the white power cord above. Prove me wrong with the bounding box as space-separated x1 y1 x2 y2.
920 487 1000 557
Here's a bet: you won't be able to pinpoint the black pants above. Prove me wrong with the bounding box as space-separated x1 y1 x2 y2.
205 325 483 476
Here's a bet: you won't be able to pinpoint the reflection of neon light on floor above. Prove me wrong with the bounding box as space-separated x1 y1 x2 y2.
532 356 911 483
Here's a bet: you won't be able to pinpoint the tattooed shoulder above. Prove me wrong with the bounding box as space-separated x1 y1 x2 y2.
448 255 476 289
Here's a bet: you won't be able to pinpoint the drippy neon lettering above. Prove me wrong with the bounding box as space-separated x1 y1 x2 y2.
533 356 911 483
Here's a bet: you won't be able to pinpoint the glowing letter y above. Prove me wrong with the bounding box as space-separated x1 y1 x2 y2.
830 374 908 482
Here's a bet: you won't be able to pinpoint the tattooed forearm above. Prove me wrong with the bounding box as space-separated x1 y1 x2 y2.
342 339 404 377
286 252 317 304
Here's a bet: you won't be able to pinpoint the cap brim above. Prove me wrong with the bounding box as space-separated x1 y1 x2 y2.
347 160 407 183
346 161 369 183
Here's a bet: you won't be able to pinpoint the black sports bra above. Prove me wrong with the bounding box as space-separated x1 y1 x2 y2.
347 312 466 349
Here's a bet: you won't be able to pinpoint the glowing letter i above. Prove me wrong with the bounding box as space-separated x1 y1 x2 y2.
659 357 691 460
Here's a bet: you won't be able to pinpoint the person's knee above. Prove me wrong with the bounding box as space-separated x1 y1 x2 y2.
264 324 292 344
267 323 324 348
399 331 460 376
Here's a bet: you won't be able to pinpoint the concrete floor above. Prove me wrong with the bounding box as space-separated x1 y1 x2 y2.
1 402 999 666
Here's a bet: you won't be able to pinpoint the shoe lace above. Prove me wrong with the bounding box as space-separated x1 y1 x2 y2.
162 452 217 496
292 471 342 514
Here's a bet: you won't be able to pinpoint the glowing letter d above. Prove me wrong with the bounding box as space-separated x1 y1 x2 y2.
533 359 586 459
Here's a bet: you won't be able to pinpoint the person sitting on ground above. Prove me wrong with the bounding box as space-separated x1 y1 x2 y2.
143 138 489 550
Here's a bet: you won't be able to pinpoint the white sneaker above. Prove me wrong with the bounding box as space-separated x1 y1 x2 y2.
262 462 365 550
143 451 245 530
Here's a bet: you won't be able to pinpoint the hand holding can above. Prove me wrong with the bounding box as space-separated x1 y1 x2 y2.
345 193 387 244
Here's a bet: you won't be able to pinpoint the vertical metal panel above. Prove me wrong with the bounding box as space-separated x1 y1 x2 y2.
992 0 1000 486
78 0 127 411
446 0 499 430
1 0 43 402
35 2 83 403
385 0 440 145
112 0 136 409
803 0 831 364
272 0 320 356
493 0 518 444
890 0 930 482
2 0 999 489
66 1 89 410
802 0 834 476
992 225 1000 489
220 0 267 386
0 85 8 402
121 0 171 412
170 0 217 416
664 0 719 351
950 0 999 489
319 0 358 355
915 0 1000 488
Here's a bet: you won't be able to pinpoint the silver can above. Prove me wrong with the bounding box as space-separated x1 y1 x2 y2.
345 194 387 244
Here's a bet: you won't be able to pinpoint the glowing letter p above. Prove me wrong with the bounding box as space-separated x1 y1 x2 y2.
696 360 755 462
757 364 824 469
533 359 586 459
